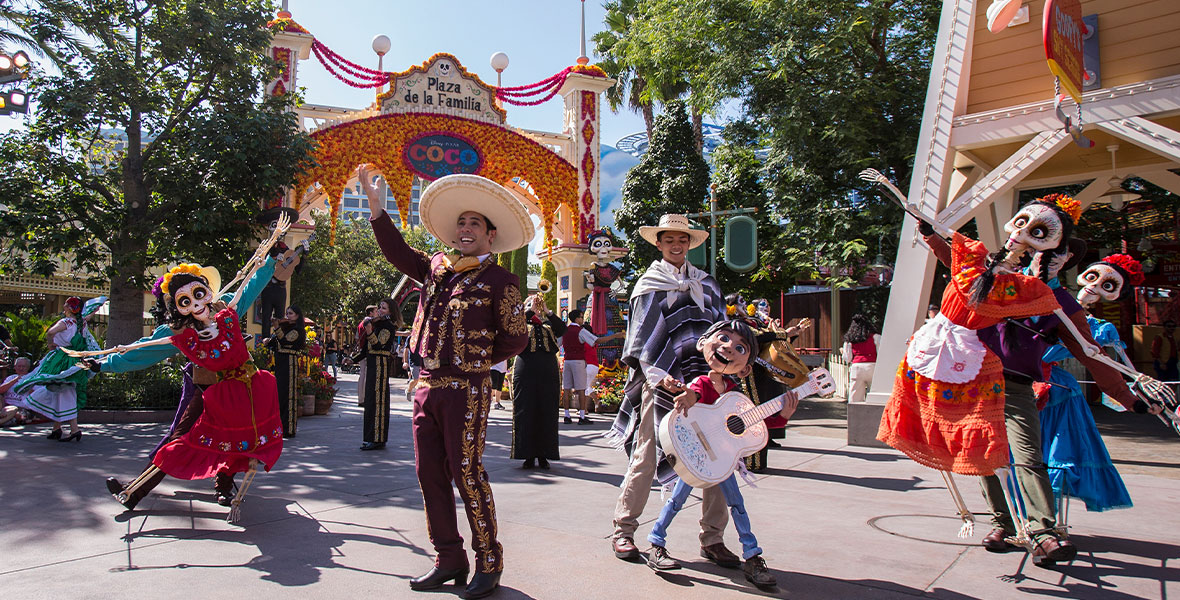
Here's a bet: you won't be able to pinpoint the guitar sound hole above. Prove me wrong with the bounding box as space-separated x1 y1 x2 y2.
726 415 745 436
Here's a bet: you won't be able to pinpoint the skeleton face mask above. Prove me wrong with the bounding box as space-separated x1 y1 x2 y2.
174 280 214 322
1003 203 1065 253
588 235 611 261
1028 249 1072 281
1076 264 1126 306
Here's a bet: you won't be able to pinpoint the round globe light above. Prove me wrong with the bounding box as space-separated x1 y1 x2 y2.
372 35 392 56
490 52 509 73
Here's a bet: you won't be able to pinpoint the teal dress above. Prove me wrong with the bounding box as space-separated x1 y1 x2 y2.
1040 315 1132 512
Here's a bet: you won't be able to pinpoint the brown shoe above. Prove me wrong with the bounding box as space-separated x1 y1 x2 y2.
743 555 778 591
612 536 640 561
700 543 741 569
1033 536 1077 566
646 545 681 571
982 528 1017 552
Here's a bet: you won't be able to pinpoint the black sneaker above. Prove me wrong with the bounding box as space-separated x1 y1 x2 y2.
743 555 777 591
563 417 573 424
577 416 592 425
646 545 680 571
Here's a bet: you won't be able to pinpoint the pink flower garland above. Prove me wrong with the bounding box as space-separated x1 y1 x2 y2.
311 41 388 89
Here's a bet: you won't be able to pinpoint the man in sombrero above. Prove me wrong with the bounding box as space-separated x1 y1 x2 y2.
607 214 739 572
359 166 529 599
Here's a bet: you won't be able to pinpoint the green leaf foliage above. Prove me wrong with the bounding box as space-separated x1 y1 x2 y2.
614 99 710 275
541 259 557 312
291 217 443 324
0 0 316 345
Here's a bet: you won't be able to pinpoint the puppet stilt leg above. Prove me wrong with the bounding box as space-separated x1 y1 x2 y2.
993 466 1036 555
226 460 259 523
117 465 162 506
940 470 975 538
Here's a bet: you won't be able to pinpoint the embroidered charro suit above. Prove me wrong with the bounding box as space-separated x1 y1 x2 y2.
271 322 305 437
362 317 397 443
370 212 528 575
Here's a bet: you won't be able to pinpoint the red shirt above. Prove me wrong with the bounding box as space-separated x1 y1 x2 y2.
584 342 599 366
688 374 737 406
850 338 877 363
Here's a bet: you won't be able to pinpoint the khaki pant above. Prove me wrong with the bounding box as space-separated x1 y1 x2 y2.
979 380 1058 540
613 385 727 546
848 362 875 403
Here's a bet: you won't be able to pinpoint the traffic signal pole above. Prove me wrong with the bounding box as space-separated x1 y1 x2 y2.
686 185 756 279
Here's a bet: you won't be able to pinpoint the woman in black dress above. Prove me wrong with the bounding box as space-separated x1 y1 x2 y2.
267 304 306 438
360 298 401 451
510 293 565 469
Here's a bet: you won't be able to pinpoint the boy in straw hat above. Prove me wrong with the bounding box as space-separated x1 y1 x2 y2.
358 166 529 599
607 214 741 571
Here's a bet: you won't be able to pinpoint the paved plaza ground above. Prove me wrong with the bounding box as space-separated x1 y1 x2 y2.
1 373 1177 599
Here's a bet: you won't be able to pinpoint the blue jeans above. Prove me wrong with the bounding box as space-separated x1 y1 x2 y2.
648 475 762 560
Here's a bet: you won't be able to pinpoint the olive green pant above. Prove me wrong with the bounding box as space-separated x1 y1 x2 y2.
979 379 1058 541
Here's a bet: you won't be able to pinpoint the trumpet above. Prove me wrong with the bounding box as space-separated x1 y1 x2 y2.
537 279 552 294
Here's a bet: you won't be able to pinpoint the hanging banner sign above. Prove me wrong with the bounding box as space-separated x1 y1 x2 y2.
403 132 483 180
1044 0 1085 102
381 53 506 125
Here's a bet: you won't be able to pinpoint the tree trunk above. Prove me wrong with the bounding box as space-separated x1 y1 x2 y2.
642 103 655 140
106 113 152 346
691 107 704 155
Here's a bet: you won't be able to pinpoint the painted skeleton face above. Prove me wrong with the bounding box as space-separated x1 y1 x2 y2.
173 280 214 322
1003 203 1065 253
588 235 612 260
1076 264 1126 306
754 299 770 315
1028 249 1072 281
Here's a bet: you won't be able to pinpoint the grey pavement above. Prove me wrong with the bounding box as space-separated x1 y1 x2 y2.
1 373 1177 599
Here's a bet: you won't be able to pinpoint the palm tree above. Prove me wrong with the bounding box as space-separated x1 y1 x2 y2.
0 0 102 68
592 0 655 139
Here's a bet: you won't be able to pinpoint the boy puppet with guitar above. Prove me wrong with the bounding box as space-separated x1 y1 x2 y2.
650 319 834 591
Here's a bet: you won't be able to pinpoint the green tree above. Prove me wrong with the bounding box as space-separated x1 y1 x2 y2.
614 99 710 275
291 216 442 323
0 1 316 345
615 0 940 291
509 247 529 291
592 0 655 138
0 0 95 67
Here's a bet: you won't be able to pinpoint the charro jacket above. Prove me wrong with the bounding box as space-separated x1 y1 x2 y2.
370 211 528 373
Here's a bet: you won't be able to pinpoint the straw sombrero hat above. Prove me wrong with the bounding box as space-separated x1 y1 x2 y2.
420 175 534 254
638 214 709 249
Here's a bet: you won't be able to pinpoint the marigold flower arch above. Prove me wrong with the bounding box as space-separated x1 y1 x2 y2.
296 112 578 246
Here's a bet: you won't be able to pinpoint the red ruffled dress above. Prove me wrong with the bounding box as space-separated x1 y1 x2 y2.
877 233 1059 475
153 308 283 480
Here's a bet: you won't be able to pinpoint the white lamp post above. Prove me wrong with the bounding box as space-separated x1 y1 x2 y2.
372 34 391 94
490 51 509 88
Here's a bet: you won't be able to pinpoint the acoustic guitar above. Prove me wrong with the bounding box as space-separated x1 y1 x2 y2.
659 368 835 488
272 233 315 282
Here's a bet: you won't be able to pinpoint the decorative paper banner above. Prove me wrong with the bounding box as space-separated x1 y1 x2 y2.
1044 0 1085 102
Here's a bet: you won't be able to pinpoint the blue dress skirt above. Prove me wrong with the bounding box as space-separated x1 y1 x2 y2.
1039 316 1132 512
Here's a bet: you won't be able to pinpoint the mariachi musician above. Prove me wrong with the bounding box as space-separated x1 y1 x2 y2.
255 207 312 343
360 298 401 451
266 304 306 438
725 293 811 472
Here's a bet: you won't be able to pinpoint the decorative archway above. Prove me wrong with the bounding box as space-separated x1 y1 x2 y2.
295 112 578 245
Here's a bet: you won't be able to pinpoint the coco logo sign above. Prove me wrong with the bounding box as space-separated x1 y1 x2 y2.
403 133 483 180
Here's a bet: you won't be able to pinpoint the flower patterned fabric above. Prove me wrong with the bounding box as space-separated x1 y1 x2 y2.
878 233 1059 476
152 308 283 480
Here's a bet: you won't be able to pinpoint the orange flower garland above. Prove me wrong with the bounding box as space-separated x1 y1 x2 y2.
296 112 579 245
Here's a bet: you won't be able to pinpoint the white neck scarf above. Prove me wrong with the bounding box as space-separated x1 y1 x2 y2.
631 259 707 310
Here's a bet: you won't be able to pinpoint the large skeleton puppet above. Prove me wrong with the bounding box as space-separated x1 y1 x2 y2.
579 229 626 364
862 170 1170 549
1073 255 1180 434
66 214 294 521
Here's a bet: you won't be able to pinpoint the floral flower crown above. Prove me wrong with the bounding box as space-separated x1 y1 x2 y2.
1037 193 1082 225
1102 254 1146 286
160 263 206 297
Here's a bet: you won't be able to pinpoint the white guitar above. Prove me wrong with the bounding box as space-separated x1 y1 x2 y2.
659 368 836 488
